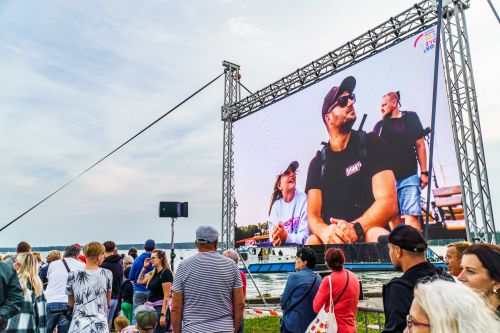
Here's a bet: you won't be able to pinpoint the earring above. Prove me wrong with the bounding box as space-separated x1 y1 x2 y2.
493 287 498 294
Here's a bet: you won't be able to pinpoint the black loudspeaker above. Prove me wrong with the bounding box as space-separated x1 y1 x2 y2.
159 202 188 218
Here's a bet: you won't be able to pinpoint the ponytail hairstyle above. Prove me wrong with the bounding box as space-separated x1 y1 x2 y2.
268 175 284 215
383 91 401 107
15 253 43 297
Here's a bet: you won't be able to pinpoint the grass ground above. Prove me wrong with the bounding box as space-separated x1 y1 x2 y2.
243 311 385 333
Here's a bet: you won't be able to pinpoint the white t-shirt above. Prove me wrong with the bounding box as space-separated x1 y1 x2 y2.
45 257 85 303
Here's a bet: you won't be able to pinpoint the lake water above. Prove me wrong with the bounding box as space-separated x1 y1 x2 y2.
3 247 422 298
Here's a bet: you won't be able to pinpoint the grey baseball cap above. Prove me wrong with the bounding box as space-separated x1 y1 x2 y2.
196 225 219 244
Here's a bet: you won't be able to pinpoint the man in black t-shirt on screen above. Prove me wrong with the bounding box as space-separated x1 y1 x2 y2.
305 76 398 245
373 92 428 230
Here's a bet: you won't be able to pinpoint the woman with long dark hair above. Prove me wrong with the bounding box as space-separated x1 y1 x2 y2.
458 243 500 316
312 248 359 333
138 249 173 333
267 161 310 246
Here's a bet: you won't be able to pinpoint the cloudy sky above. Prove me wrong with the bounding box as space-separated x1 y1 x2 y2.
1 0 498 247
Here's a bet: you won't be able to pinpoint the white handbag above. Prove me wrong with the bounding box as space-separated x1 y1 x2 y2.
305 275 338 333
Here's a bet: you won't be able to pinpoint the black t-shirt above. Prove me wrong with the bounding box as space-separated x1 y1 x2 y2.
373 111 426 180
148 268 173 302
305 130 392 222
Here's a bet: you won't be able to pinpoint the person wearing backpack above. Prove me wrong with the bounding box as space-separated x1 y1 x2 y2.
305 76 397 245
378 224 453 333
280 247 321 333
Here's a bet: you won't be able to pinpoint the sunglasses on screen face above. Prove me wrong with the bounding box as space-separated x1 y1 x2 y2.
330 93 356 110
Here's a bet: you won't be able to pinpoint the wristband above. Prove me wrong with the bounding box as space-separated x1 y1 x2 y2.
352 221 365 242
421 171 429 176
160 313 165 317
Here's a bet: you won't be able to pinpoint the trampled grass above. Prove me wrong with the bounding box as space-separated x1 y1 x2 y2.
243 311 385 332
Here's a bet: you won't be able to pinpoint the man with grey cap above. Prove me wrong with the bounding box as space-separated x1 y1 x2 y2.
171 226 244 333
305 76 397 245
379 224 452 333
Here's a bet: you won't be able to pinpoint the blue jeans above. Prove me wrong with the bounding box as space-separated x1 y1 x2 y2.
107 298 119 327
46 302 70 333
132 290 150 323
153 305 167 333
396 174 422 216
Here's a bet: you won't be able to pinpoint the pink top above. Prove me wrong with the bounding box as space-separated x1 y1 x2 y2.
312 269 359 333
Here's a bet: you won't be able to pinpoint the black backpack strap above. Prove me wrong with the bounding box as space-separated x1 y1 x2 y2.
357 130 368 160
319 141 328 179
62 259 71 273
333 270 350 305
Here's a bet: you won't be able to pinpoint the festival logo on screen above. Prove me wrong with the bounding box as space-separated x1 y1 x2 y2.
413 28 437 54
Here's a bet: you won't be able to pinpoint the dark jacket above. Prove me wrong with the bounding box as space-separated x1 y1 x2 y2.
101 254 124 299
120 267 134 304
280 267 322 333
382 262 453 333
129 252 153 293
0 262 24 329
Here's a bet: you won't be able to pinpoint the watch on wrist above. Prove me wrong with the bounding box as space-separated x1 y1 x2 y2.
160 313 165 317
352 221 365 242
421 171 429 176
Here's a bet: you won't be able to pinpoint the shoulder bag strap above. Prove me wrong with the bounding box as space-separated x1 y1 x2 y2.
333 270 350 305
62 259 71 273
285 275 318 313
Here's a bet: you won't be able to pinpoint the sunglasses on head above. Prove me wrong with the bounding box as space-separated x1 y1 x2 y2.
330 93 356 110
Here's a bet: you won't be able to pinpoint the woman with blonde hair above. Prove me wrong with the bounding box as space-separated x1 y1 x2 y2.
405 279 499 333
5 252 47 332
137 249 173 333
66 241 112 333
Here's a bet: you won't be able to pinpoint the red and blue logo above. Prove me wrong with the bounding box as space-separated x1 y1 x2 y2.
414 28 437 54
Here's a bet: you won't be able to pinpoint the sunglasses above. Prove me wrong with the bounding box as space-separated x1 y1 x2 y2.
150 256 158 260
406 314 430 331
330 93 356 111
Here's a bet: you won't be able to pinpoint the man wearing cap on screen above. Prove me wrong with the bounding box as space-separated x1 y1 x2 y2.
267 161 310 246
305 76 398 245
378 224 452 333
171 226 244 333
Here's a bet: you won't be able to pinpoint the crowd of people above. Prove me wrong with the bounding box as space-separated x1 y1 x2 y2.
1 224 499 333
280 224 500 333
0 225 245 333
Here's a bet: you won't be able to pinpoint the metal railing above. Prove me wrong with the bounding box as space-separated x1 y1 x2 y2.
357 306 385 333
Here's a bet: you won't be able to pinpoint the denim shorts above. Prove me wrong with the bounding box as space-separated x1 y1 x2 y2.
396 174 422 216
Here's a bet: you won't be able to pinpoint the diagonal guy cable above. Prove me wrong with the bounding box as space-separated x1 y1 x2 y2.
0 72 224 233
237 80 253 95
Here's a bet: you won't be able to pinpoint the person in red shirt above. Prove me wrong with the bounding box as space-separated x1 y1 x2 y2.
313 248 359 333
223 250 246 333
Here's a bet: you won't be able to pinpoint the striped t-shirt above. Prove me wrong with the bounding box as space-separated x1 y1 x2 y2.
172 251 243 333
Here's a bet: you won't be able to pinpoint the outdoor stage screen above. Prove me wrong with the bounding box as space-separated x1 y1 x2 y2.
234 25 463 248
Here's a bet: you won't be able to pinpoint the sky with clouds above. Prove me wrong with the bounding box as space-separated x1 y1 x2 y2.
0 0 498 247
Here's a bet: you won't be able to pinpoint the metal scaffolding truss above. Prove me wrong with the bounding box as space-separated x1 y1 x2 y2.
221 0 496 247
441 0 496 243
221 61 240 250
228 0 439 121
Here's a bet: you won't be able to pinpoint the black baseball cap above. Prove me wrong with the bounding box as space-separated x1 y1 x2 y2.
378 224 427 252
321 76 356 123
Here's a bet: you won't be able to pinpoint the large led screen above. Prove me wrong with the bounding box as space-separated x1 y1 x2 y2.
234 26 463 247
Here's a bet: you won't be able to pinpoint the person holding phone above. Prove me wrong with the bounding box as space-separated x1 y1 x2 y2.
137 250 173 333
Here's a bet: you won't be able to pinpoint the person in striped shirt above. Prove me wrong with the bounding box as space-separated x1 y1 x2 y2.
171 226 244 333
